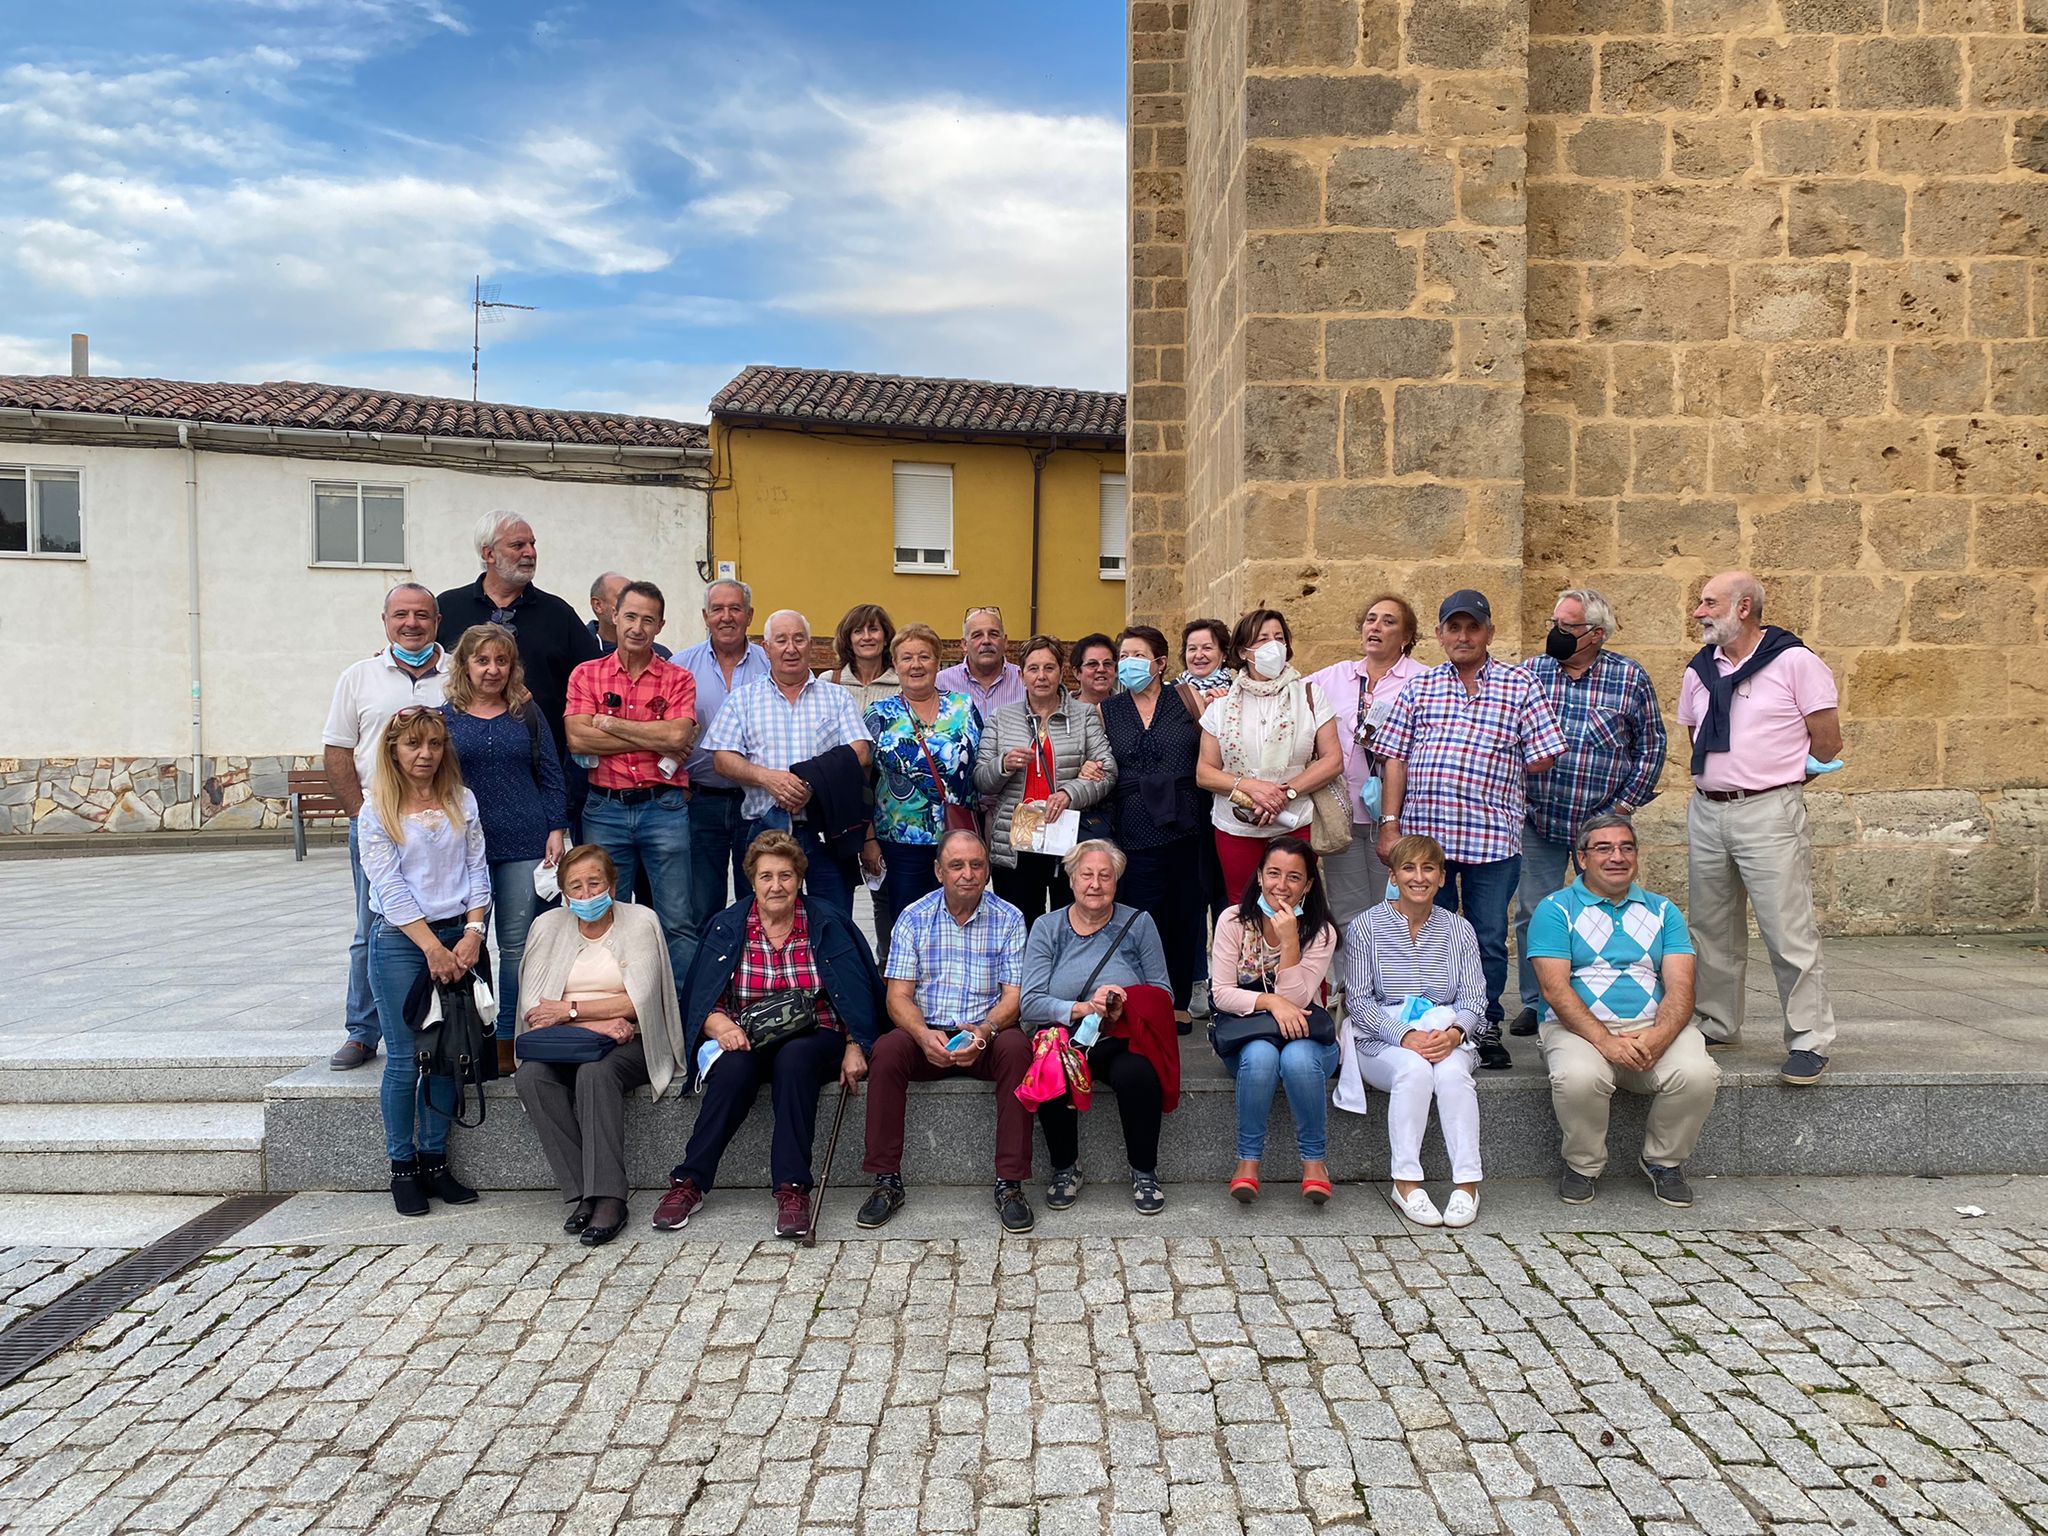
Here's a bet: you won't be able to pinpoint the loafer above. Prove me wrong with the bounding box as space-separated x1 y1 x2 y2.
563 1198 597 1235
1558 1168 1597 1205
855 1179 906 1230
1780 1050 1828 1085
330 1039 377 1071
773 1184 811 1240
651 1175 705 1231
1475 1026 1512 1071
1387 1185 1443 1227
994 1180 1034 1234
1640 1157 1694 1209
1442 1188 1480 1228
1507 1007 1538 1038
1045 1165 1084 1211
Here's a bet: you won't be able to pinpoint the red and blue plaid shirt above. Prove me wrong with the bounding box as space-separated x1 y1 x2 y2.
726 904 839 1032
1519 650 1668 847
1377 657 1567 864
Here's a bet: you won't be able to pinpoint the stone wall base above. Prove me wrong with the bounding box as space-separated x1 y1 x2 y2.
0 755 320 836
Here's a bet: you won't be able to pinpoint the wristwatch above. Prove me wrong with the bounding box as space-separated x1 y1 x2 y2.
569 1001 580 1022
1283 786 1299 801
464 920 487 936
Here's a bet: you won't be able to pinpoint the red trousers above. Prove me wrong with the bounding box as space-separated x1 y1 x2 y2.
1215 828 1272 907
861 1027 1034 1181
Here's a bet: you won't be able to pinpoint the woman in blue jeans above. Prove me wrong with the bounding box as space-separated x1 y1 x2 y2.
441 622 567 1068
360 705 492 1216
1208 837 1340 1204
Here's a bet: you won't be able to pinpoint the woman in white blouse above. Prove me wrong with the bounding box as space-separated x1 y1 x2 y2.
1338 834 1488 1229
360 705 491 1217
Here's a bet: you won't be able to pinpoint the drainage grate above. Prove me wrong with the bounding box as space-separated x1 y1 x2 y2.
0 1192 289 1390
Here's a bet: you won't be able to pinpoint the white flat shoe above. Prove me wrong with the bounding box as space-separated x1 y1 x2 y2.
1387 1184 1443 1227
1442 1189 1480 1228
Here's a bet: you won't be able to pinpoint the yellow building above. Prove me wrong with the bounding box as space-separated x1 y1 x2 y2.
708 366 1127 644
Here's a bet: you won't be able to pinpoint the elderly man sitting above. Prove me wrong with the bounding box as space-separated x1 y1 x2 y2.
1528 813 1719 1209
857 830 1035 1233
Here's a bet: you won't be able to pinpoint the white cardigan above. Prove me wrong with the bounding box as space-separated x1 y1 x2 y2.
517 902 685 1100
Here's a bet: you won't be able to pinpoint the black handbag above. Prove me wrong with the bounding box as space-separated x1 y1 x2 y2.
514 1024 618 1065
415 955 498 1130
1209 1003 1338 1054
737 990 819 1051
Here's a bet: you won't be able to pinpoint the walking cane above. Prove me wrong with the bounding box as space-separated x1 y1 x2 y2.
803 1082 852 1248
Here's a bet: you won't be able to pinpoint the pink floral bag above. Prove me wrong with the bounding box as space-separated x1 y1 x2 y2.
1017 1026 1085 1110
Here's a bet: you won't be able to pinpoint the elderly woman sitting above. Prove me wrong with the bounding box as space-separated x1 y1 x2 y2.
654 829 883 1240
1337 834 1488 1229
515 843 685 1246
1020 839 1179 1215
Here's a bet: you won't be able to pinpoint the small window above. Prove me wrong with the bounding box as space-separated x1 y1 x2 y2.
312 481 408 566
0 466 85 558
1098 470 1128 581
892 462 954 574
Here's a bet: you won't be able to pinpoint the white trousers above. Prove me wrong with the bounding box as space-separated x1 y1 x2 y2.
1361 1043 1482 1184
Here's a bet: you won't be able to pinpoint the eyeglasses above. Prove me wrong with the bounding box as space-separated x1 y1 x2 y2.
964 607 1002 627
1583 841 1637 856
489 606 519 628
1554 620 1595 634
1076 657 1114 670
389 705 435 729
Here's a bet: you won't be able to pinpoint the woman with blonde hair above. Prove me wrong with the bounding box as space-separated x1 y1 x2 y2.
440 622 567 1063
360 705 490 1216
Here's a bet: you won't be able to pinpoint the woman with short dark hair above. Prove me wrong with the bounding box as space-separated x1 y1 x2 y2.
1174 618 1235 696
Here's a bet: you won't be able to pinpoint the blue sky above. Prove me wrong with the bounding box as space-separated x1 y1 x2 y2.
1 0 1128 422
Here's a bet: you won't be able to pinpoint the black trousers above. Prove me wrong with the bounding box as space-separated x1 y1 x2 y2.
676 1028 842 1191
993 852 1070 924
1120 833 1206 1009
1036 1037 1165 1176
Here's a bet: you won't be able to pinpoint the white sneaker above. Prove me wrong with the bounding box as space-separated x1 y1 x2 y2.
1442 1189 1480 1229
1387 1184 1443 1227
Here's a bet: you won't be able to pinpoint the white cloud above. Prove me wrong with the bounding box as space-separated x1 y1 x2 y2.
687 188 792 237
0 335 77 374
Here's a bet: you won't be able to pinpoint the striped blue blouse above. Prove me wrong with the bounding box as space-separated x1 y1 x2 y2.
1341 903 1489 1056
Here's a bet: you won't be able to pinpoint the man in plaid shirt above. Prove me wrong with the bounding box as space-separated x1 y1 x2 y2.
1375 590 1565 1068
1509 587 1668 1040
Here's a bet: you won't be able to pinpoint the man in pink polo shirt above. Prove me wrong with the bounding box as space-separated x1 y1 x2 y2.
1677 571 1843 1085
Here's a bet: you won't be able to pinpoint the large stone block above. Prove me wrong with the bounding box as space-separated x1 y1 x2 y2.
1392 384 1523 480
1989 788 2048 845
1783 0 1884 29
1911 182 2048 256
1671 117 1757 179
1458 314 1525 381
1839 38 1965 110
1315 483 1470 558
1528 183 1626 261
1248 0 1364 66
1247 73 1419 138
1841 717 1942 789
1630 423 1710 495
1855 261 1966 339
1969 260 2031 338
1908 574 2041 644
1244 386 1342 481
1246 316 1321 380
1526 344 1609 414
1846 650 2009 717
1326 147 1457 230
1458 144 1525 227
1631 184 1786 260
1936 846 2038 921
1710 420 1818 494
1931 417 2048 495
1530 0 1664 33
1972 498 2048 571
1831 847 1938 921
1968 38 2048 109
1406 0 1528 71
1246 232 1416 313
1865 493 1970 567
1760 118 1872 177
1611 345 1676 416
1857 788 1993 843
1530 42 1594 114
1343 387 1390 477
1768 345 1888 417
1575 420 1631 496
1617 497 1742 564
1876 117 2008 176
1750 498 1865 567
1424 73 1529 137
1326 317 1456 380
1990 340 2048 414
1730 39 1837 111
1523 497 1617 568
1601 41 1723 114
1945 716 2048 788
1812 574 1908 647
1678 345 1767 416
1789 181 1909 258
1527 263 1583 341
2018 115 2048 174
1586 263 1731 341
1246 145 1323 230
1734 262 1851 341
1525 412 1572 494
1891 341 1987 414
1568 119 1665 180
1420 230 1524 315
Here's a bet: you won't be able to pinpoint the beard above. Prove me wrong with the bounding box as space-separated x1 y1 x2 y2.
490 554 535 587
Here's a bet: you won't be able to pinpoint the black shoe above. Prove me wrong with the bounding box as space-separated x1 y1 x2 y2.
563 1198 597 1235
330 1039 377 1070
1558 1168 1596 1205
855 1177 906 1230
1045 1165 1084 1210
390 1159 428 1218
1508 1007 1538 1038
1131 1172 1166 1216
418 1156 479 1205
1640 1157 1694 1209
580 1197 628 1246
1780 1050 1828 1085
1475 1024 1512 1071
994 1180 1034 1233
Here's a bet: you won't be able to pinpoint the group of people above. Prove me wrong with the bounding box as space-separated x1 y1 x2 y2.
322 509 1845 1237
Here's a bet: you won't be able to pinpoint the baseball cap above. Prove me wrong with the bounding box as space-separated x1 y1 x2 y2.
1438 589 1493 625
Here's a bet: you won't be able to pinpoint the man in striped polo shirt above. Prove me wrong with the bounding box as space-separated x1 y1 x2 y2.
1527 812 1721 1210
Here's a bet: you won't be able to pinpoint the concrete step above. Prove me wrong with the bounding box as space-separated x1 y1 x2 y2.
0 1102 265 1194
0 1029 331 1103
262 1035 2048 1193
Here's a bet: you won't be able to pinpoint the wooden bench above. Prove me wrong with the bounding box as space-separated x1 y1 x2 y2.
288 769 350 861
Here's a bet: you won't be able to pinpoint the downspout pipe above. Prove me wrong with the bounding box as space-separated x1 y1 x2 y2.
1027 440 1054 637
178 424 203 814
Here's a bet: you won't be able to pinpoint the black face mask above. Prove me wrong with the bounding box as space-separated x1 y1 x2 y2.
1545 626 1580 663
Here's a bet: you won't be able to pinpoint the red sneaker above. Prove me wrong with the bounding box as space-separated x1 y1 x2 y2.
651 1175 704 1231
773 1184 811 1240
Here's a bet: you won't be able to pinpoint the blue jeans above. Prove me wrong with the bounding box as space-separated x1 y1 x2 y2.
344 818 379 1047
369 916 460 1162
689 790 752 934
489 858 544 1038
1513 828 1576 1014
877 839 941 952
1436 854 1521 1026
1222 1037 1340 1161
743 812 857 922
581 789 697 1003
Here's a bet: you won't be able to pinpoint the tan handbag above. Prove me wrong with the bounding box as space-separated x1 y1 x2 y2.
1300 682 1354 856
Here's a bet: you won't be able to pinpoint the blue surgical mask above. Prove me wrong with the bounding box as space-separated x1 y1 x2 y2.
567 892 613 922
1385 881 1400 903
390 641 436 667
1257 895 1304 918
1116 657 1154 691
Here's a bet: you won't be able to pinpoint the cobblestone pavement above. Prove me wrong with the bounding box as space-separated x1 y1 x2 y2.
2 1222 2045 1535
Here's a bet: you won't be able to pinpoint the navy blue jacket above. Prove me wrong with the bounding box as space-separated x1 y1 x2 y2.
679 896 885 1090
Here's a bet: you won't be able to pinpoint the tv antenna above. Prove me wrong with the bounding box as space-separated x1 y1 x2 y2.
471 276 536 400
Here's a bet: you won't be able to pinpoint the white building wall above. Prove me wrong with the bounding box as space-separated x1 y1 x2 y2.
0 439 708 760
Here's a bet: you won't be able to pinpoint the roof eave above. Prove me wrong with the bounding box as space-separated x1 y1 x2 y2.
712 410 1124 448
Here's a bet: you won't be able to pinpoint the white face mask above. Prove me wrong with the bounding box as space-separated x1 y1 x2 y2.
1251 640 1287 679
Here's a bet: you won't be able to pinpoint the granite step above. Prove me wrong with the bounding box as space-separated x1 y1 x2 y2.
0 1102 265 1194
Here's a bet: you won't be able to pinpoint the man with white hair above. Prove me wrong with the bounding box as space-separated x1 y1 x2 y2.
589 571 671 661
1680 570 1842 1086
678 578 770 927
1509 586 1668 1039
705 608 872 917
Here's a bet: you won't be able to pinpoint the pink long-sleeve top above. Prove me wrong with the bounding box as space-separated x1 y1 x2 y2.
1208 907 1337 1017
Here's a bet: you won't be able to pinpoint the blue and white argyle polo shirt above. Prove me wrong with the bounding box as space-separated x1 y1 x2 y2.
1525 878 1694 1028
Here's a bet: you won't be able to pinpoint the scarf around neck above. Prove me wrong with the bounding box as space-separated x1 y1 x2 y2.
1686 626 1808 774
1217 665 1311 780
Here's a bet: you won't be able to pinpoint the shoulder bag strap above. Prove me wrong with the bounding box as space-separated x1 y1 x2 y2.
908 711 955 810
1077 910 1145 1001
1175 682 1204 726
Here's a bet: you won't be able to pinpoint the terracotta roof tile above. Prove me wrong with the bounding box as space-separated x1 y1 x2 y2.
0 375 706 452
710 365 1124 442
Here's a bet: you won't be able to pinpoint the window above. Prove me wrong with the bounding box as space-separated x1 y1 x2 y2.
0 466 84 558
312 481 407 566
1098 470 1128 580
892 462 953 573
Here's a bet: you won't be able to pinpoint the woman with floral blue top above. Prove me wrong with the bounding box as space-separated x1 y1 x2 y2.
861 623 982 952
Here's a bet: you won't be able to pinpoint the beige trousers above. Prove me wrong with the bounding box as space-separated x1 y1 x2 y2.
1540 1021 1721 1177
1685 786 1837 1055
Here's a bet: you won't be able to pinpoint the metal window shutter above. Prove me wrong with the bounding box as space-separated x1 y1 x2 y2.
1099 472 1128 572
893 463 953 565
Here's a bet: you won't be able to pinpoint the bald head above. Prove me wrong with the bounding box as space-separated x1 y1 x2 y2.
1695 569 1766 650
764 608 813 682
